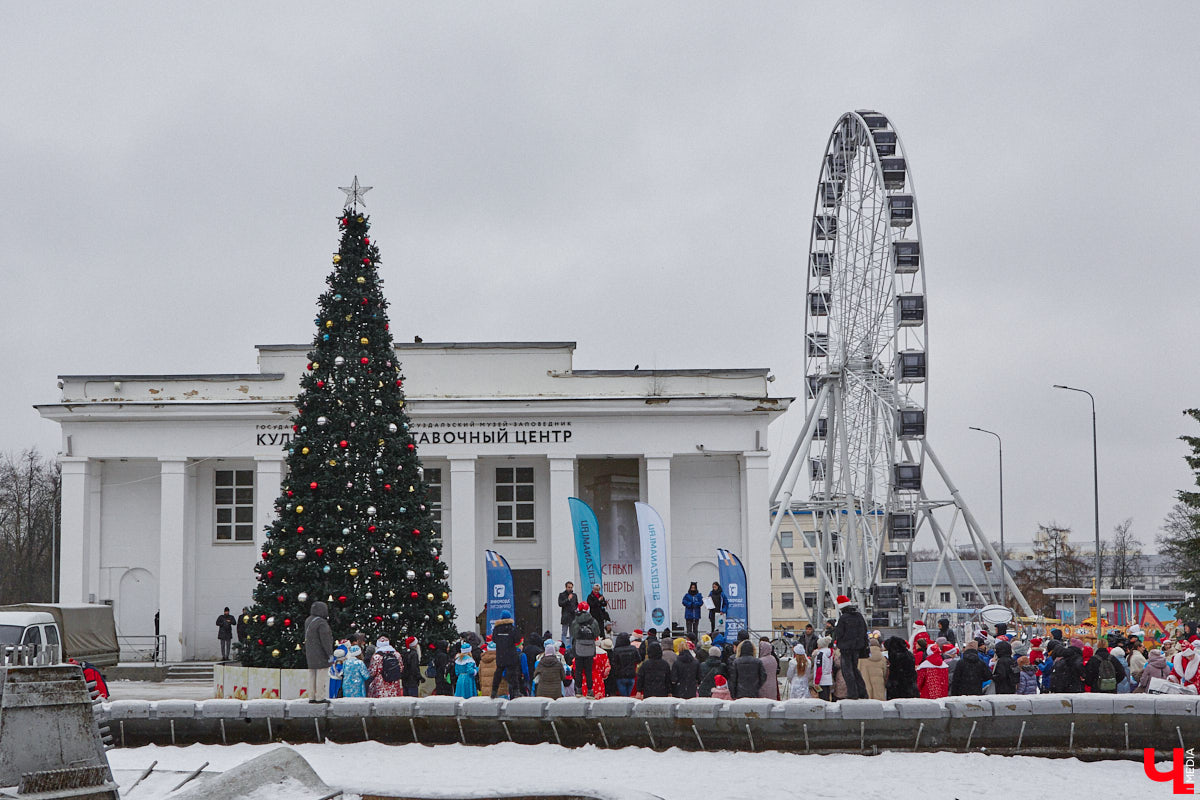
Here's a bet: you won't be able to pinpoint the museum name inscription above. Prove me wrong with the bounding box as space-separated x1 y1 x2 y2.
255 419 574 448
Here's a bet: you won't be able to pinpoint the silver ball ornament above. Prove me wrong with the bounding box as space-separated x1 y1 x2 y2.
367 506 377 516
296 550 306 560
406 570 416 580
334 356 345 366
267 616 276 626
317 416 328 426
298 592 308 603
388 423 398 434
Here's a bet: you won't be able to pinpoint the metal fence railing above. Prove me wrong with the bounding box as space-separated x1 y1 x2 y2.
1 643 62 667
118 635 167 666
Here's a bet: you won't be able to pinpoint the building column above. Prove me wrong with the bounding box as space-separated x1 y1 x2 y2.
741 452 772 633
58 458 91 603
548 457 576 631
447 457 478 629
158 458 188 663
87 462 103 602
254 457 285 551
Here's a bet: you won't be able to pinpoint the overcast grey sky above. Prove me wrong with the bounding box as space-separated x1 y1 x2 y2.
4 4 1198 555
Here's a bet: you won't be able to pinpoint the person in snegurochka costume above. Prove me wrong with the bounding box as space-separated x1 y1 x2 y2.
682 581 705 640
592 638 613 699
832 594 869 699
916 644 949 699
328 642 348 699
1170 640 1200 691
368 637 405 698
340 644 371 698
453 641 479 698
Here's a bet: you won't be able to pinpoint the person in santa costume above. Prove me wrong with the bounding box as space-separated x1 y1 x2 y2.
1171 640 1200 691
917 644 949 699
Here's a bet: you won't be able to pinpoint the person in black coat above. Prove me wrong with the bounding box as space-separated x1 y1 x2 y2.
1082 646 1127 693
937 618 958 645
1050 643 1086 693
610 632 642 697
991 640 1019 694
431 640 453 695
698 646 726 697
728 639 767 699
637 641 673 697
832 597 869 699
521 632 544 697
707 582 728 635
585 584 610 629
215 607 236 661
490 617 522 698
557 582 579 646
800 624 819 660
671 646 701 698
884 636 918 699
949 642 991 695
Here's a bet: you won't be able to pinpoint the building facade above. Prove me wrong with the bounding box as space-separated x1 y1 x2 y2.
38 342 788 661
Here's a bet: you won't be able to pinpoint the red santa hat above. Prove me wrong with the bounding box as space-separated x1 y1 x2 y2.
917 644 944 669
404 636 417 649
714 674 728 687
836 595 852 609
577 601 589 612
1030 637 1043 647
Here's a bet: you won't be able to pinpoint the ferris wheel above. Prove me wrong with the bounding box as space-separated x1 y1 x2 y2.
768 110 1034 629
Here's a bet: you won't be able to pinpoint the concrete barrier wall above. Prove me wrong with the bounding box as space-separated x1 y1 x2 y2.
98 695 1200 759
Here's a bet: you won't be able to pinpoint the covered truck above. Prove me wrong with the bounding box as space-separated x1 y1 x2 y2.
0 604 120 667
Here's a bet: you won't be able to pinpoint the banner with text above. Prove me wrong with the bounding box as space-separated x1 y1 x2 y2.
568 497 604 594
717 548 748 639
635 502 671 631
484 550 514 636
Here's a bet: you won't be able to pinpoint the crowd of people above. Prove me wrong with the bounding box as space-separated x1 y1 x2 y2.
301 589 1200 703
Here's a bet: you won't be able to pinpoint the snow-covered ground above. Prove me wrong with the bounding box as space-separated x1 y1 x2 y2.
107 680 213 701
108 741 1156 799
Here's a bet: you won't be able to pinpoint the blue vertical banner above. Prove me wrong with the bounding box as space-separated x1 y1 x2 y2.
635 502 672 631
717 548 748 639
568 497 604 593
484 550 514 636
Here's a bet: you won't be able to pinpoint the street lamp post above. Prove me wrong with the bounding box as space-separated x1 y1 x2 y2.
1053 384 1102 637
969 426 1005 607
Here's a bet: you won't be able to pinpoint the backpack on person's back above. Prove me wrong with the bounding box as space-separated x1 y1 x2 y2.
1097 656 1117 692
381 651 404 683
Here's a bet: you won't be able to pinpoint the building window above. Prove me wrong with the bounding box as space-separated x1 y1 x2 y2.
424 468 442 533
939 591 951 604
917 591 926 604
495 467 535 539
962 591 977 603
780 561 794 579
781 592 795 610
780 531 794 548
803 532 818 548
215 469 254 542
804 592 816 608
803 561 816 578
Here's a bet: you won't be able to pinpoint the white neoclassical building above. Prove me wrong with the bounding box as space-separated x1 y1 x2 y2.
38 342 788 661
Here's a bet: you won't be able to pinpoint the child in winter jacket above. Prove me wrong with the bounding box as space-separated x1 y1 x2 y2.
1016 655 1039 695
453 642 479 698
787 646 810 700
341 645 371 698
813 637 835 701
710 674 732 700
328 642 348 699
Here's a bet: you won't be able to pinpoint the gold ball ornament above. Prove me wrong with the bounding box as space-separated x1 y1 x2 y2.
295 505 303 514
360 337 369 345
271 649 281 658
393 546 402 555
301 447 310 455
356 276 366 285
344 314 352 321
427 593 434 601
336 546 345 555
333 254 341 264
312 362 319 370
437 615 444 622
349 567 359 577
325 320 333 329
278 547 286 556
441 592 449 600
357 216 364 222
329 459 337 466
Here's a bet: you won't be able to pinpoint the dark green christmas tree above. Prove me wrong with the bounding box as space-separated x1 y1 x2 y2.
241 182 456 667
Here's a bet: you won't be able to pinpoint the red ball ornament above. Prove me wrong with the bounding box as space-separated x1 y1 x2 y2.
360 357 369 365
340 217 347 226
257 638 264 646
296 526 304 534
316 380 325 388
410 591 419 598
315 548 324 557
259 614 267 622
277 595 285 603
412 528 421 537
374 615 383 622
267 571 274 578
361 298 369 305
338 595 348 604
284 618 291 627
367 525 377 533
292 424 299 432
373 570 381 577
340 440 349 448
287 490 294 497
363 237 370 245
307 363 314 371
310 482 318 490
363 257 371 265
407 443 415 451
384 484 392 491
396 379 403 387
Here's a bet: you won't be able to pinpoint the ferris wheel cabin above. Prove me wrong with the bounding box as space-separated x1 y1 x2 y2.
872 129 897 157
893 462 922 492
888 512 917 541
815 215 838 240
893 240 920 273
888 194 914 227
813 417 828 440
895 293 925 326
807 332 829 358
897 407 926 439
897 349 927 382
810 252 832 277
809 291 830 316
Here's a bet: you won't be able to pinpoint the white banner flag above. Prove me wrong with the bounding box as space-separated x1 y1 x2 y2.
634 502 671 632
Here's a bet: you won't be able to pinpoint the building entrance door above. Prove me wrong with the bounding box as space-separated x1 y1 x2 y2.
511 569 543 639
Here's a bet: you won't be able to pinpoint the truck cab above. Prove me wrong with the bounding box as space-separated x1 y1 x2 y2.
0 612 63 666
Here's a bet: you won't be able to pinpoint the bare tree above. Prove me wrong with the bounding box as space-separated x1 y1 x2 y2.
0 449 60 604
1105 518 1144 589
